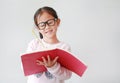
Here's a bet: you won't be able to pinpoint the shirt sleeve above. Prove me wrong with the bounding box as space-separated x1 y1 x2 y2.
47 43 72 80
47 62 72 80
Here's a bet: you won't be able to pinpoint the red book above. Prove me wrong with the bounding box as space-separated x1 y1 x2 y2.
21 49 87 77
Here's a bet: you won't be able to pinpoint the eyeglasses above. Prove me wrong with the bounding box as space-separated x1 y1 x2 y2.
37 18 57 30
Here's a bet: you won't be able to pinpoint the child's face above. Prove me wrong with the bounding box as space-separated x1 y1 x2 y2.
37 12 60 39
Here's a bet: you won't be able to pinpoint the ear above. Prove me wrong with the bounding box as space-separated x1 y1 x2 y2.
57 18 61 26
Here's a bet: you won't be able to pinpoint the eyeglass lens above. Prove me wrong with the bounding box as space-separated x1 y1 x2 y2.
38 19 56 30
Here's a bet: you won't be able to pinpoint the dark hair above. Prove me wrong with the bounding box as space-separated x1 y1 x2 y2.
34 6 58 39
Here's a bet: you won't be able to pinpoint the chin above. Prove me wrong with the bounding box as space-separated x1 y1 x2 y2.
46 34 56 39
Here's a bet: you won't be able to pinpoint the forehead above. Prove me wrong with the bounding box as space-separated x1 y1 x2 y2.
37 12 54 22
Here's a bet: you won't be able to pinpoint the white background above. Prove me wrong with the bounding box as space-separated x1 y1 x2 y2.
0 0 120 83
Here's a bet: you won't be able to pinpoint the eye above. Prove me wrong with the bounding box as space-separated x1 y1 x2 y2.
39 22 45 27
47 19 54 25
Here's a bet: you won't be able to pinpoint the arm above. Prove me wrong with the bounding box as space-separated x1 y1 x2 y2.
47 62 72 80
36 55 72 80
48 44 72 80
36 44 72 80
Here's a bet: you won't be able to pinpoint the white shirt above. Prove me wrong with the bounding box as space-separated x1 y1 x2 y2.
26 39 72 83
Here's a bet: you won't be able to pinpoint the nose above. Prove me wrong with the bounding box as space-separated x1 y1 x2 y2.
45 23 50 29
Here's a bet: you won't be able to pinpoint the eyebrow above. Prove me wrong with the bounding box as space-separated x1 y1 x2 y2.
37 18 55 25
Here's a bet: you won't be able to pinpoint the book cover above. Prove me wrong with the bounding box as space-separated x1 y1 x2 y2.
21 49 87 77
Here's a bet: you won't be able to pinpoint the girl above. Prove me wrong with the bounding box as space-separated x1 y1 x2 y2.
26 6 72 83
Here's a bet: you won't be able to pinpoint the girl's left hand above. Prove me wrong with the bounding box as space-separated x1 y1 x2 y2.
36 55 59 68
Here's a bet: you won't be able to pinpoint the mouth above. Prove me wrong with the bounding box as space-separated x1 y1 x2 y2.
45 30 53 34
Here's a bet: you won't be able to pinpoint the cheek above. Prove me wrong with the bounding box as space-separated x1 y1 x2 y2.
53 23 59 30
54 25 59 31
54 27 58 31
38 30 44 35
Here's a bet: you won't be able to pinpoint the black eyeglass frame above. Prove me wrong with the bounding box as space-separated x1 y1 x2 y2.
37 18 58 30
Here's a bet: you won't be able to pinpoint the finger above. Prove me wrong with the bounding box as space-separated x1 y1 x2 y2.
36 60 44 65
42 57 47 64
47 55 51 63
53 56 59 64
